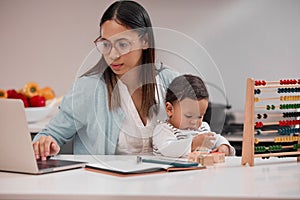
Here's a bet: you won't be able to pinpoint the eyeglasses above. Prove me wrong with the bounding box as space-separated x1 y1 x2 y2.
94 36 137 55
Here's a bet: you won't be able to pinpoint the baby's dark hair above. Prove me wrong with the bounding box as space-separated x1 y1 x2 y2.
166 74 209 104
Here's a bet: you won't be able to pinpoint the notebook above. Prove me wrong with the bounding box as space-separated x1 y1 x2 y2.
0 99 86 174
85 156 205 177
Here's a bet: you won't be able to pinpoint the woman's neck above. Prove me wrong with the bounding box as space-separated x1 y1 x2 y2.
118 66 148 125
118 67 142 94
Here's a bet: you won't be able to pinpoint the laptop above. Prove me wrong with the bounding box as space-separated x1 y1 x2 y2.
0 99 86 174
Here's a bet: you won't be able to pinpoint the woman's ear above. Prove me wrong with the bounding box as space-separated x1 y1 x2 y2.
141 34 149 49
165 102 174 117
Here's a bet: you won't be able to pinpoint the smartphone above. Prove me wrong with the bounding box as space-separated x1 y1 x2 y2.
139 157 199 167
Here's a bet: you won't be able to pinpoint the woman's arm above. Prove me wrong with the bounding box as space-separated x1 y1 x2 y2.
32 75 100 158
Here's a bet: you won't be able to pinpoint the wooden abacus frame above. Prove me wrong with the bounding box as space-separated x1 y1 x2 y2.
241 78 300 166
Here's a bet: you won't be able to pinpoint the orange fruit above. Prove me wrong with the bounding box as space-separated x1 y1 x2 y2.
39 87 55 100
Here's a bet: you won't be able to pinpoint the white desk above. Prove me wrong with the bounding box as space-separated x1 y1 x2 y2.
0 155 299 200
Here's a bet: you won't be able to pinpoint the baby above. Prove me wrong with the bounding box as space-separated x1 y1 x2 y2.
153 74 235 158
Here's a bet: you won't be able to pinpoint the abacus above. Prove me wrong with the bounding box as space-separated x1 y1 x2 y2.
241 78 300 166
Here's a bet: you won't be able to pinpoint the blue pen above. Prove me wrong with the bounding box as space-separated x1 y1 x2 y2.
137 156 199 167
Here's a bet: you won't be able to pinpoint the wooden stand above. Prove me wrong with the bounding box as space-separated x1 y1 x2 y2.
241 78 255 166
241 78 300 166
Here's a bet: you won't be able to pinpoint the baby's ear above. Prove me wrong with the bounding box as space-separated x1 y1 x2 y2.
165 102 174 117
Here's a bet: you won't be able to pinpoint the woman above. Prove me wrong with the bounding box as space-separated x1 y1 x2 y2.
33 0 178 160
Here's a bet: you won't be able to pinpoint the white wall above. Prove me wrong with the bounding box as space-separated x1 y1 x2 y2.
1 0 299 111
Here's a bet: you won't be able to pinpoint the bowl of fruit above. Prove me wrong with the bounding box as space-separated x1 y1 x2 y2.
0 82 59 123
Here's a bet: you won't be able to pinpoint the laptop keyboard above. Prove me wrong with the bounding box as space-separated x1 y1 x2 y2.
36 159 85 171
37 159 64 169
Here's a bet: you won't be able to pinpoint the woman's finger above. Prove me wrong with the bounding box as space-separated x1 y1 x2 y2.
50 142 60 155
43 136 53 158
32 141 40 159
38 136 46 160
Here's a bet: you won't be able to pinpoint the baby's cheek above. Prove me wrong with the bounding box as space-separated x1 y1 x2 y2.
197 120 202 127
179 118 189 127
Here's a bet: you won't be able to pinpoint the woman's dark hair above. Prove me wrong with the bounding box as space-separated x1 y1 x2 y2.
84 1 157 118
166 74 209 104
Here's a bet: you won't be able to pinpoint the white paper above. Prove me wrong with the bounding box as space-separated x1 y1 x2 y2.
86 160 171 173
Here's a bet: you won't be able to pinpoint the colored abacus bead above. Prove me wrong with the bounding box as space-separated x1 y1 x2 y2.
257 114 262 119
254 89 261 94
280 96 283 101
269 145 281 151
286 112 300 118
254 80 266 86
280 79 299 85
279 104 300 109
263 113 267 119
260 122 263 128
293 144 300 149
278 127 300 135
271 146 277 151
280 80 284 85
255 146 266 153
257 129 261 135
255 122 263 128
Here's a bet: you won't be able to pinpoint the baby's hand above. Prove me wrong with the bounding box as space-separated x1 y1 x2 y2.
191 132 215 151
211 144 230 156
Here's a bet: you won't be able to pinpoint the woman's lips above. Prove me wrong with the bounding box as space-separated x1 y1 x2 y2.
110 63 123 70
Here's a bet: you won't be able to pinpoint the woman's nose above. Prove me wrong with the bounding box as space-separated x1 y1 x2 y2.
108 46 121 60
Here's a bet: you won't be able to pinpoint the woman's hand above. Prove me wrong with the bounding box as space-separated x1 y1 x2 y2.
32 135 60 160
191 132 216 151
211 144 230 156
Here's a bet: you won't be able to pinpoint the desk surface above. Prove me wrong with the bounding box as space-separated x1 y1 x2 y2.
0 155 299 200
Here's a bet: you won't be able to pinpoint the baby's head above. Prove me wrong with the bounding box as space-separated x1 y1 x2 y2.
165 74 209 130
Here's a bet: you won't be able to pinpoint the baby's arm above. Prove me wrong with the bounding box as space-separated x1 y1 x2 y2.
153 123 193 158
191 132 216 151
191 122 216 151
212 134 236 156
211 144 230 155
199 122 235 156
